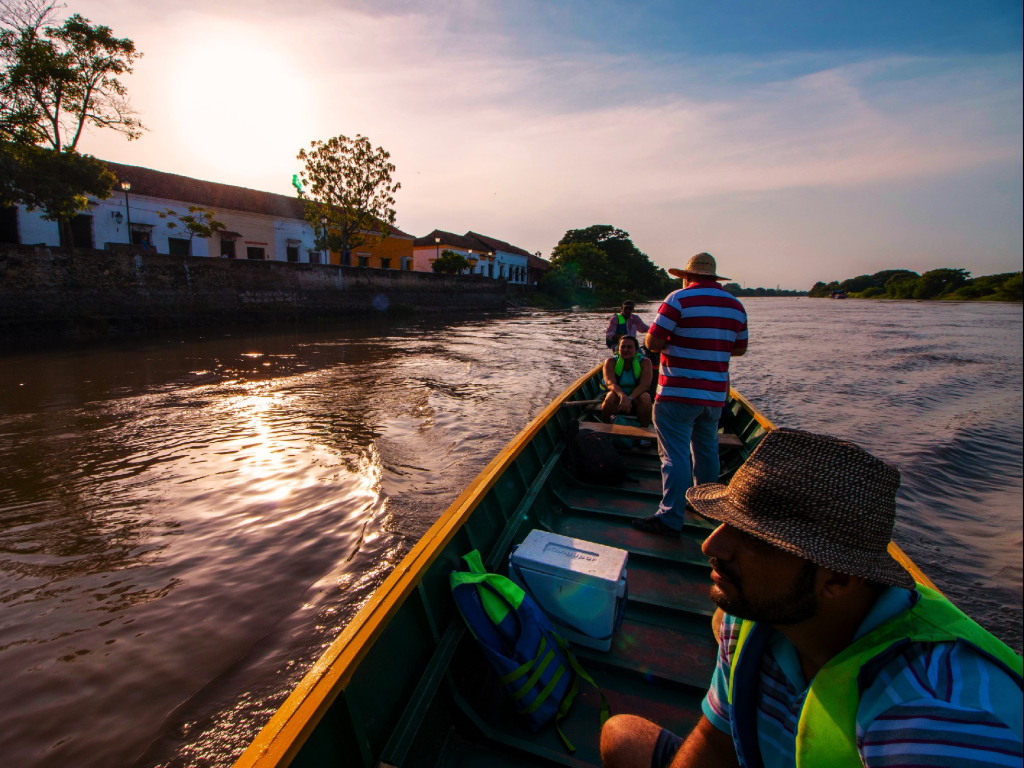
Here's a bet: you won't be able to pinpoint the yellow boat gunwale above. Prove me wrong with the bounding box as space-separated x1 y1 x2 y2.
234 368 936 768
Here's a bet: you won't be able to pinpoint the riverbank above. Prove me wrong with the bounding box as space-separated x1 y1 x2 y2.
810 268 1023 301
0 245 508 339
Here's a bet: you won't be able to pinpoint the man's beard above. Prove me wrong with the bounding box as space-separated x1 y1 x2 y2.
709 558 818 625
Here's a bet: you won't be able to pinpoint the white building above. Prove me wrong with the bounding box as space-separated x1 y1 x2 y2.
412 229 535 282
3 161 326 263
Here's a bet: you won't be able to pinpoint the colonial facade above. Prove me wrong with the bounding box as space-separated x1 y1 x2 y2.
1 161 413 267
412 229 542 283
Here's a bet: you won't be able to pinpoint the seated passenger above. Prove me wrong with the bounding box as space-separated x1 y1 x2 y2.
601 428 1023 768
605 300 650 349
602 336 653 427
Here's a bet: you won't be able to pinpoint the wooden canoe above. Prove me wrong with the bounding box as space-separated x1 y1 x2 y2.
234 364 935 768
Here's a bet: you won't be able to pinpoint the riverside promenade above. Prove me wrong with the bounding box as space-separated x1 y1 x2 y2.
0 245 508 338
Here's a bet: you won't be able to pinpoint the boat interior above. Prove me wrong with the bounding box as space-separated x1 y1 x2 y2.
259 369 772 768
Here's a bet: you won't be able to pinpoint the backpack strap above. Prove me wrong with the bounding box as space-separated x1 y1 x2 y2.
551 632 611 752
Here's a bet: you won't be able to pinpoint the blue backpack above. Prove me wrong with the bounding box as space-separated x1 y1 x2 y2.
450 550 609 751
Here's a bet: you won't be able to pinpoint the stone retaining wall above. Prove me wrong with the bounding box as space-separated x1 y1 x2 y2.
0 246 508 337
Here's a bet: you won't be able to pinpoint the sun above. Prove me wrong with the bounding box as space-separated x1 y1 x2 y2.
165 19 316 185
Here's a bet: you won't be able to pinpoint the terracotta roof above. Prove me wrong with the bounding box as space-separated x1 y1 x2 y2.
413 228 540 262
103 161 413 238
527 253 550 271
413 229 491 251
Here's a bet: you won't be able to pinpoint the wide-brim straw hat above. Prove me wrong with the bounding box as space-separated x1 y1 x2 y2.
668 252 729 281
686 428 914 589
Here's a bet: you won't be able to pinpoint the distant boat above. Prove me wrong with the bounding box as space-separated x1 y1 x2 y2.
830 290 848 299
233 365 934 768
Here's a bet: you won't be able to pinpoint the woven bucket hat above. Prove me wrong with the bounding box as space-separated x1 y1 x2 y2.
668 252 729 281
686 428 914 588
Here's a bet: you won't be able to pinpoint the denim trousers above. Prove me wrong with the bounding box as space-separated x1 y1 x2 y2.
653 400 722 530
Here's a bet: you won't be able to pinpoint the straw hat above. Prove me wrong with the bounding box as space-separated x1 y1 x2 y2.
668 252 729 281
686 428 914 589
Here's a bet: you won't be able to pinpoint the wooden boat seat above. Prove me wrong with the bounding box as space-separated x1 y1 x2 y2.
579 421 744 450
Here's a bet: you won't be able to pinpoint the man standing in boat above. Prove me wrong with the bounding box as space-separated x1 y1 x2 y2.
605 300 650 349
601 335 654 426
633 253 747 537
601 429 1023 768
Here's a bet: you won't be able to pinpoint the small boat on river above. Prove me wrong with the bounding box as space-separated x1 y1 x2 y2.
234 363 934 768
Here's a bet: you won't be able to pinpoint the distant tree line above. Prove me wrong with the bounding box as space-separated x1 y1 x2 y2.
722 283 807 297
809 268 1022 302
536 225 677 307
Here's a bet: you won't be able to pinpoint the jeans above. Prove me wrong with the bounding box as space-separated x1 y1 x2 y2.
653 400 722 530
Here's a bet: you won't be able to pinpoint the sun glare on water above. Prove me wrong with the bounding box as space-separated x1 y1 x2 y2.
165 21 317 185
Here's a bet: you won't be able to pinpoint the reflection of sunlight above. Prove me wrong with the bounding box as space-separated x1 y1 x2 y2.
222 387 382 528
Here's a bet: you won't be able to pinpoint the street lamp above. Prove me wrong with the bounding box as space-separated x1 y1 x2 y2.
320 216 328 264
120 180 132 246
434 235 440 262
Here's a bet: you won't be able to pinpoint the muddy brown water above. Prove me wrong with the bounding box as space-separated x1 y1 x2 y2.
0 300 1020 767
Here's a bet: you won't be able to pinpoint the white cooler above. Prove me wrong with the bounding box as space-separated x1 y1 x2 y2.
509 530 628 652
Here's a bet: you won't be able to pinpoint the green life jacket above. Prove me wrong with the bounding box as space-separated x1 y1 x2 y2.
607 314 629 348
726 584 1023 768
613 355 642 389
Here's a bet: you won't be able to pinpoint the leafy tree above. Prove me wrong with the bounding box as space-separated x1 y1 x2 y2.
911 268 969 299
1 2 143 243
553 225 674 297
157 206 226 251
296 133 401 264
2 9 144 152
0 140 113 217
995 272 1023 301
431 249 469 274
549 242 615 287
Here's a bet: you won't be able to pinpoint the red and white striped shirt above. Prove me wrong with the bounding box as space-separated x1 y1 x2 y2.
649 281 748 406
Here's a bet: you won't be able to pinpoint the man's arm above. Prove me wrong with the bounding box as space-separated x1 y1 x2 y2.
605 315 618 338
600 715 738 768
603 358 622 395
645 331 666 353
632 314 650 334
670 715 740 768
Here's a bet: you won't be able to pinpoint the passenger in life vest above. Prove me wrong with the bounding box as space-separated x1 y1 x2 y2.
602 336 653 426
605 300 649 349
601 429 1023 768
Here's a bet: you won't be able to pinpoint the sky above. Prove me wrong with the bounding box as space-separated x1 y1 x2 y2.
72 0 1023 289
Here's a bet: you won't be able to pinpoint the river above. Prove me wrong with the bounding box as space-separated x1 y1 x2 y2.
0 299 1020 767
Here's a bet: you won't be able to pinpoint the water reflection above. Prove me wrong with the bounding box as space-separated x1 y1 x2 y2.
0 303 1020 768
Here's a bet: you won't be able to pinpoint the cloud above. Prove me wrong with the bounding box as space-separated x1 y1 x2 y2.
73 1 1022 285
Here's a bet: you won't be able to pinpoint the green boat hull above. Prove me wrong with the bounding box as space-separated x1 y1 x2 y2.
236 365 931 768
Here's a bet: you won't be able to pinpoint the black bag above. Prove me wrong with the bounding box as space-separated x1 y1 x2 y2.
563 421 629 485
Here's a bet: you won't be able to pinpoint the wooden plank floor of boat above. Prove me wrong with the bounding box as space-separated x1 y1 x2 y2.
433 433 720 767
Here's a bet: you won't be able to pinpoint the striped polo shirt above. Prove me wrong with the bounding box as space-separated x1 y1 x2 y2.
702 588 1024 768
649 281 748 406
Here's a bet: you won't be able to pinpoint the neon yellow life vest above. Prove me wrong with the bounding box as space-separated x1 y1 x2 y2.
726 584 1023 768
613 355 642 387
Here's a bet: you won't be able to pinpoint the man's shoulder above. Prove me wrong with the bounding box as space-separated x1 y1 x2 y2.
670 286 746 310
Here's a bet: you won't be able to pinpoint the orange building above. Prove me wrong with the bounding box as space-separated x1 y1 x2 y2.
328 225 415 270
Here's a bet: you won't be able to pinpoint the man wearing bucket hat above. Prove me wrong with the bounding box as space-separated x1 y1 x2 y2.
635 252 748 537
602 429 1023 768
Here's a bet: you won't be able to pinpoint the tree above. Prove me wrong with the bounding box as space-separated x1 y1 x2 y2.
157 206 226 252
912 268 969 299
549 242 614 288
296 133 401 264
2 10 144 152
0 140 114 217
432 249 469 274
1 2 143 244
554 225 674 297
